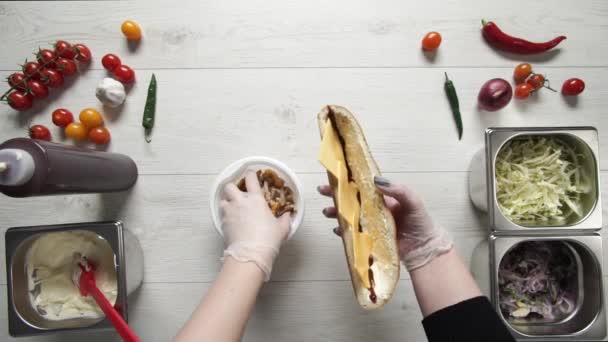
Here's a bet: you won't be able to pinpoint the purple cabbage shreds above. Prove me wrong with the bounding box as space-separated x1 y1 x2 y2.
498 241 578 321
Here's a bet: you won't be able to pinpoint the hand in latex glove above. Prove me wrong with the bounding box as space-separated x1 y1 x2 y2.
220 171 291 281
318 176 452 271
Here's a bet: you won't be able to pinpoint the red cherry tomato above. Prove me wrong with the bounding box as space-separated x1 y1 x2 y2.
88 127 111 145
36 49 57 68
514 83 535 99
513 63 533 84
55 58 78 76
7 91 33 111
74 43 92 62
52 108 74 127
101 54 122 71
55 40 77 59
113 65 135 83
23 61 42 80
7 72 27 90
562 78 585 96
39 68 64 88
527 74 545 90
422 32 442 51
26 80 49 99
29 125 51 141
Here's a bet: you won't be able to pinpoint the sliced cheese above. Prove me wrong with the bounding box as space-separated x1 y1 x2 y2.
318 119 344 177
353 230 373 288
318 118 373 289
336 161 358 227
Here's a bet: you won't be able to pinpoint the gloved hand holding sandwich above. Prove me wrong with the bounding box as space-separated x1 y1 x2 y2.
317 105 453 309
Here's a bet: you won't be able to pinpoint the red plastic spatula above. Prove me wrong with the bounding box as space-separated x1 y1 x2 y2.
73 256 140 342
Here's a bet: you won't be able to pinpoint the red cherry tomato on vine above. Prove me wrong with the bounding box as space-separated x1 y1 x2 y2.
7 72 27 90
39 68 64 88
421 32 442 51
55 58 77 76
29 125 51 141
562 78 585 96
55 40 77 59
74 43 92 63
88 127 111 145
26 80 49 99
527 74 545 90
52 108 74 127
513 63 533 84
23 61 42 80
514 83 535 100
102 54 122 71
36 49 57 68
7 91 33 111
113 65 135 83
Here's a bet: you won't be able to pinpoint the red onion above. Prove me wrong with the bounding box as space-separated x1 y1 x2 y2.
478 78 513 111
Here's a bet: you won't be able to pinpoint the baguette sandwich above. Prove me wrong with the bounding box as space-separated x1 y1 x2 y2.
317 105 400 309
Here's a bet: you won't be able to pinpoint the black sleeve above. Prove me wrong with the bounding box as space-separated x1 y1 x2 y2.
422 296 515 342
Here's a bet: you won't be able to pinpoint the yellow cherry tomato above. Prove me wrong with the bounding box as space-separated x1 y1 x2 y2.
79 108 104 129
65 122 88 141
121 20 142 40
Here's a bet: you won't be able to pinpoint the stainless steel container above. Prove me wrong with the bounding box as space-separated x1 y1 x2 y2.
468 126 605 340
490 234 605 340
5 221 144 337
484 127 602 233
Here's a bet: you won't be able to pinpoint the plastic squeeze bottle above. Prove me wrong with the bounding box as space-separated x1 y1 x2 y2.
0 138 138 197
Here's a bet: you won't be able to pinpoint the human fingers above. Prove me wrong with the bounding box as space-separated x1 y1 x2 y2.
219 199 230 214
278 213 291 239
224 183 242 201
317 185 333 197
244 171 262 194
322 207 337 218
374 176 422 210
383 195 400 212
333 226 343 236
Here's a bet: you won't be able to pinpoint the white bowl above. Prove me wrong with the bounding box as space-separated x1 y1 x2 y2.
210 156 304 240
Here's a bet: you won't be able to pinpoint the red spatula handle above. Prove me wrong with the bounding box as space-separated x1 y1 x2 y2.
88 285 140 342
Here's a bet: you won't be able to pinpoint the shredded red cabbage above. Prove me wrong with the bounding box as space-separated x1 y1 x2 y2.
498 241 578 321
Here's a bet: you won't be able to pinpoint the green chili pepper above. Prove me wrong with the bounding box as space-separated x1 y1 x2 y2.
142 73 157 143
444 72 463 140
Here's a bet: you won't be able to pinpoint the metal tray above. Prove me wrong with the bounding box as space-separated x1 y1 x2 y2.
4 221 140 337
485 127 602 233
490 234 606 340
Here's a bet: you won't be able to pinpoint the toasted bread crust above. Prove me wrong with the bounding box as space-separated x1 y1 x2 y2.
317 105 399 309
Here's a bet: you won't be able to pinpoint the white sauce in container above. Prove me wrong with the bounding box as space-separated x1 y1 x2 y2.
26 231 118 321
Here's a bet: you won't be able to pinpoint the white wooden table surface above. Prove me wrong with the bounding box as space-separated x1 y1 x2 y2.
0 1 607 341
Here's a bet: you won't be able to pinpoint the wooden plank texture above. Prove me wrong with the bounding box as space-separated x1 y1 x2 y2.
0 172 606 285
0 0 607 341
0 281 427 342
2 279 608 342
0 68 605 174
0 0 607 69
0 172 487 284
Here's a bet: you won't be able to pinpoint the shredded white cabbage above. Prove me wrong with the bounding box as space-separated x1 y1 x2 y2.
495 136 590 225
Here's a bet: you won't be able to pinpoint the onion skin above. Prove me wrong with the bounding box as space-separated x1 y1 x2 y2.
478 78 513 112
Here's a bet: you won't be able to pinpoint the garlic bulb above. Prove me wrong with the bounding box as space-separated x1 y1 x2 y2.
95 78 126 108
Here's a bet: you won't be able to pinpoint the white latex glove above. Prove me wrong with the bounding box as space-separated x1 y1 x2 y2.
318 176 453 271
220 171 291 281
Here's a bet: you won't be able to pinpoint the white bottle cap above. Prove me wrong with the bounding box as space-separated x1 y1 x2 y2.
0 148 35 186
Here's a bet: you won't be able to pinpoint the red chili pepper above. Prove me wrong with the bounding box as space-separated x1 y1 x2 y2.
481 20 566 55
